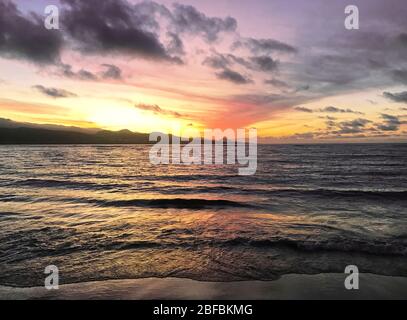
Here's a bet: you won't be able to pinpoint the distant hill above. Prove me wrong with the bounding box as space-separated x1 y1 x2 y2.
0 118 215 144
0 127 152 144
0 118 99 134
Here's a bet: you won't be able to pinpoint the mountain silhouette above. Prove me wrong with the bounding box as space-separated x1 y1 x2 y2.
0 120 152 144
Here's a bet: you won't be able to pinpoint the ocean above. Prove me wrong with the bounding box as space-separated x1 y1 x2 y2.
0 144 406 287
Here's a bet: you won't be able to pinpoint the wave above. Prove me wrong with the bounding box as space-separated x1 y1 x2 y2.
0 195 32 203
6 236 404 259
151 186 407 201
3 175 407 203
89 198 252 209
102 237 407 256
220 237 407 256
9 178 130 191
263 188 407 200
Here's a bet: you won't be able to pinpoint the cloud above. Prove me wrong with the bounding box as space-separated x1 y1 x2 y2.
391 69 407 84
32 85 77 98
396 33 407 47
215 68 253 84
294 105 363 115
291 132 314 139
135 103 184 118
319 113 405 137
376 113 403 131
295 106 313 113
337 118 371 134
171 3 237 42
324 118 372 135
294 85 310 93
249 56 278 71
319 106 364 114
264 78 289 88
383 91 407 103
65 66 97 80
60 63 123 81
1 0 231 66
60 63 98 81
166 32 185 56
101 64 122 80
60 0 180 63
202 52 251 70
0 0 63 64
202 53 232 69
233 37 297 54
202 52 278 79
135 103 162 113
319 115 337 121
77 69 98 81
367 99 378 105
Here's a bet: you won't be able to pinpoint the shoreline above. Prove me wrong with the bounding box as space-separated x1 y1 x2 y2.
1 273 407 300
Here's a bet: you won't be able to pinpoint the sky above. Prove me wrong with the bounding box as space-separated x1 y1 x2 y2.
0 0 407 143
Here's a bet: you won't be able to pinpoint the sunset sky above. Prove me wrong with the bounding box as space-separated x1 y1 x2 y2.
1 0 407 142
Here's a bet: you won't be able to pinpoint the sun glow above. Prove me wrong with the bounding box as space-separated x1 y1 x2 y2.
87 105 193 133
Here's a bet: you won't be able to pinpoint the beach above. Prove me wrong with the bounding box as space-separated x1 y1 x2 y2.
1 273 407 300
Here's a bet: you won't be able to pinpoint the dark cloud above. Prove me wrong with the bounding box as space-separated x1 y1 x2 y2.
202 53 259 85
202 52 250 70
325 119 336 129
233 38 297 54
60 64 98 81
264 78 289 88
101 64 122 80
0 0 63 64
32 85 77 98
166 32 185 56
320 113 404 137
0 0 206 65
77 69 98 81
215 68 253 85
319 106 364 115
396 33 407 47
249 56 278 71
376 113 402 131
302 55 371 87
294 105 363 115
319 115 337 121
135 103 184 118
294 84 310 93
136 103 162 113
292 27 407 102
391 69 407 84
132 1 172 32
294 106 313 113
230 93 309 111
60 0 180 63
333 118 372 134
202 53 231 69
60 62 124 82
202 52 278 78
171 3 237 42
384 91 407 103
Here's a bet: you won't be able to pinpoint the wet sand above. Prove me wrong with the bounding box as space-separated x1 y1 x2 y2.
1 273 407 300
